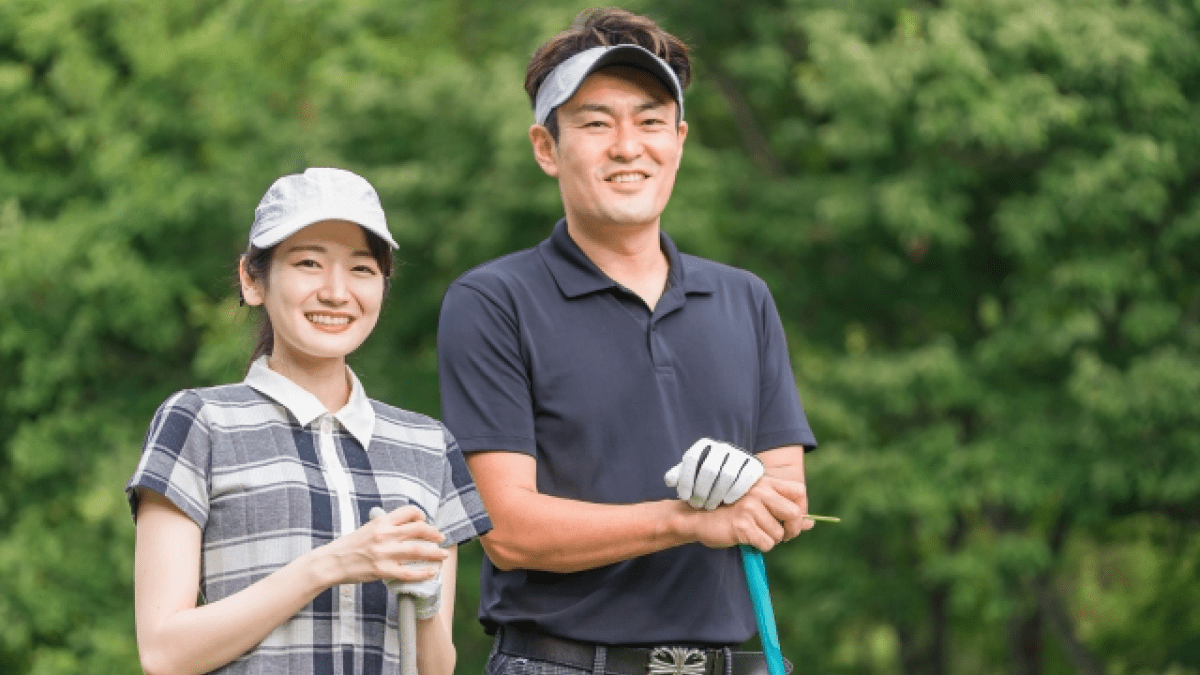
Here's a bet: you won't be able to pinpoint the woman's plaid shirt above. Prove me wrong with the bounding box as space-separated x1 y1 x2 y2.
127 358 492 675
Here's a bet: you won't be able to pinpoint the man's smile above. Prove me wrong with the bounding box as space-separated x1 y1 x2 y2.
605 171 649 183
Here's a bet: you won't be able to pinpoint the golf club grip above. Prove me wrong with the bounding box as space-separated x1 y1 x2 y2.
738 545 787 675
399 595 417 675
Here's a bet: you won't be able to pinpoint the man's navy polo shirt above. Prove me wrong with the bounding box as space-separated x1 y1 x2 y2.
437 219 816 645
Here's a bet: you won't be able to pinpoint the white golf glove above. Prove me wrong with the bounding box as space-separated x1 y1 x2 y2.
368 507 443 620
663 438 765 510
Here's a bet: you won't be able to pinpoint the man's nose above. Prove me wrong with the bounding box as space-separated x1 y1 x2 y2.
608 119 642 160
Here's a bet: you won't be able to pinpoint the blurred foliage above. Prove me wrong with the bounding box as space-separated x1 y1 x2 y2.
1 0 1198 674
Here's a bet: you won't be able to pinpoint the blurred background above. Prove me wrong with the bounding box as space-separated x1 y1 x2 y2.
2 0 1199 673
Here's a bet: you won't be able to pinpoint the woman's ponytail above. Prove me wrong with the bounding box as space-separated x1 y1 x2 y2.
240 245 275 371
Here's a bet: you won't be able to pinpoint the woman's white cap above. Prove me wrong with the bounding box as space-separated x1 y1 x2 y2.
534 44 684 125
249 167 398 250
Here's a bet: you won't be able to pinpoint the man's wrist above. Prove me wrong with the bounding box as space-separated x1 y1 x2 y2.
658 498 701 545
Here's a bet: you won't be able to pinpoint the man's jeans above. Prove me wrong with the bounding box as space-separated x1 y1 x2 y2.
485 633 608 675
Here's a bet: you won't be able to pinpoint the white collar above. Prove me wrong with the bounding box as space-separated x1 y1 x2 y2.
244 356 376 450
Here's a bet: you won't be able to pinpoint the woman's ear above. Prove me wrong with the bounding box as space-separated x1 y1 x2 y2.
529 124 560 178
238 256 265 307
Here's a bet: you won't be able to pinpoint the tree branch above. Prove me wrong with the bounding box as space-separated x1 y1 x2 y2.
1006 607 1042 675
708 66 785 178
1182 286 1200 341
1032 575 1107 675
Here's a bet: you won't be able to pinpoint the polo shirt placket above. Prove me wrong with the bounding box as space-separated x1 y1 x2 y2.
315 412 357 644
648 288 686 376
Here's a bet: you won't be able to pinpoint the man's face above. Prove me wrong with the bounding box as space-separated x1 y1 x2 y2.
531 65 688 232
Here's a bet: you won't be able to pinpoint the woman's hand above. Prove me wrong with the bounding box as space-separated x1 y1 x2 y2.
321 505 448 586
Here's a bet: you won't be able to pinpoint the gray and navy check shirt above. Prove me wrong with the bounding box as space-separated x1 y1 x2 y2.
127 357 491 675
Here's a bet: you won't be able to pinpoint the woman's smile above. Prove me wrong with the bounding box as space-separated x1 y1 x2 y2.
305 312 354 330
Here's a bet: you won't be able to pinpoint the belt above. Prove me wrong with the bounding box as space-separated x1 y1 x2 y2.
497 625 793 675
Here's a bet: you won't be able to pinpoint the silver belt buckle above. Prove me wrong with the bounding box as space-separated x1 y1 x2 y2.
648 646 707 675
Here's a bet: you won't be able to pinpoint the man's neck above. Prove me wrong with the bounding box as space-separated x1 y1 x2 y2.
566 218 670 311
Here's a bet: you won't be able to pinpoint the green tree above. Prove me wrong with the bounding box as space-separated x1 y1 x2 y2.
0 0 572 672
4 0 1200 674
653 0 1200 673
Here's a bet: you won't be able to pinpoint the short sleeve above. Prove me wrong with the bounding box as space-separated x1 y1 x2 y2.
432 426 492 546
755 289 818 452
437 280 537 455
126 390 213 528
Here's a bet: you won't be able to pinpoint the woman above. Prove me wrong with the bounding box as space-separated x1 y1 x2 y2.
127 167 491 675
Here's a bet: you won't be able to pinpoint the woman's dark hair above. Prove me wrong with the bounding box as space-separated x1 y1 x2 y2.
240 226 395 370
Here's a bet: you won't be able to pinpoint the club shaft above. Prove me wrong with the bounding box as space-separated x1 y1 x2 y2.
399 596 417 675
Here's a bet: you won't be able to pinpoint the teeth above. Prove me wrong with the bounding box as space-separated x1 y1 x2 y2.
307 314 351 326
609 174 645 183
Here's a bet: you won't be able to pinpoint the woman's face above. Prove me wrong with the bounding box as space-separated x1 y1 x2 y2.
241 219 385 366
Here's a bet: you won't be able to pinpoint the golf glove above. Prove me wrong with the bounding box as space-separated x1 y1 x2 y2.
664 438 764 510
368 507 442 620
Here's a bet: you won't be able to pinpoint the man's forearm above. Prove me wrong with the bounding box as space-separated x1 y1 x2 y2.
466 451 805 573
481 490 700 573
759 444 808 485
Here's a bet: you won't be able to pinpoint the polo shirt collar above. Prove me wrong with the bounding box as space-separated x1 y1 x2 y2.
244 356 376 449
539 219 716 298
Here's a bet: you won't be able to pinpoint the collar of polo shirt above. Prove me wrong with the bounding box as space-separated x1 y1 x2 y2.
540 219 716 299
244 355 376 448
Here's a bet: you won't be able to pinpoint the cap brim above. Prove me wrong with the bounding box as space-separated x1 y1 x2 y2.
534 44 684 124
589 46 679 93
250 210 399 250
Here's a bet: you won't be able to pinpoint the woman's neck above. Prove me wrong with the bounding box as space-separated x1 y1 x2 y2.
266 350 351 413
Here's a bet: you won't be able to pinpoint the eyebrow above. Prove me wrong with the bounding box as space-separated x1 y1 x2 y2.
283 244 326 254
282 244 374 257
574 99 667 116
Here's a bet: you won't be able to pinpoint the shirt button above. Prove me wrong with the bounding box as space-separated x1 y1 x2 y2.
341 586 352 599
321 417 333 434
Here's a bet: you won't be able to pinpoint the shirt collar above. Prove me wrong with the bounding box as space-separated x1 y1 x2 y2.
244 356 376 449
538 218 715 299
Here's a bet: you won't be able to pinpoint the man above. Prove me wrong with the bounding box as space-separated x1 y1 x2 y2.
437 8 817 675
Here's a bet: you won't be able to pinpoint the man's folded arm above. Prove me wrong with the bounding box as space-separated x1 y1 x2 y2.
465 449 808 573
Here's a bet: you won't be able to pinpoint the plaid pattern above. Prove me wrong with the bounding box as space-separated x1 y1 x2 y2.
127 359 491 675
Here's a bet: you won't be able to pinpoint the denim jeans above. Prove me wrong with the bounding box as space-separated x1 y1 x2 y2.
484 632 608 675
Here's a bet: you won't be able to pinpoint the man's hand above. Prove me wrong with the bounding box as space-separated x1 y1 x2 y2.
683 475 809 552
664 438 764 510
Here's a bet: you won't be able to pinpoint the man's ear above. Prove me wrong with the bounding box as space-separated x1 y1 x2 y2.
529 124 560 178
238 256 265 307
674 120 689 170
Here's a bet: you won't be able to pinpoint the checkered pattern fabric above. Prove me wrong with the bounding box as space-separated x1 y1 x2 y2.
127 360 491 675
